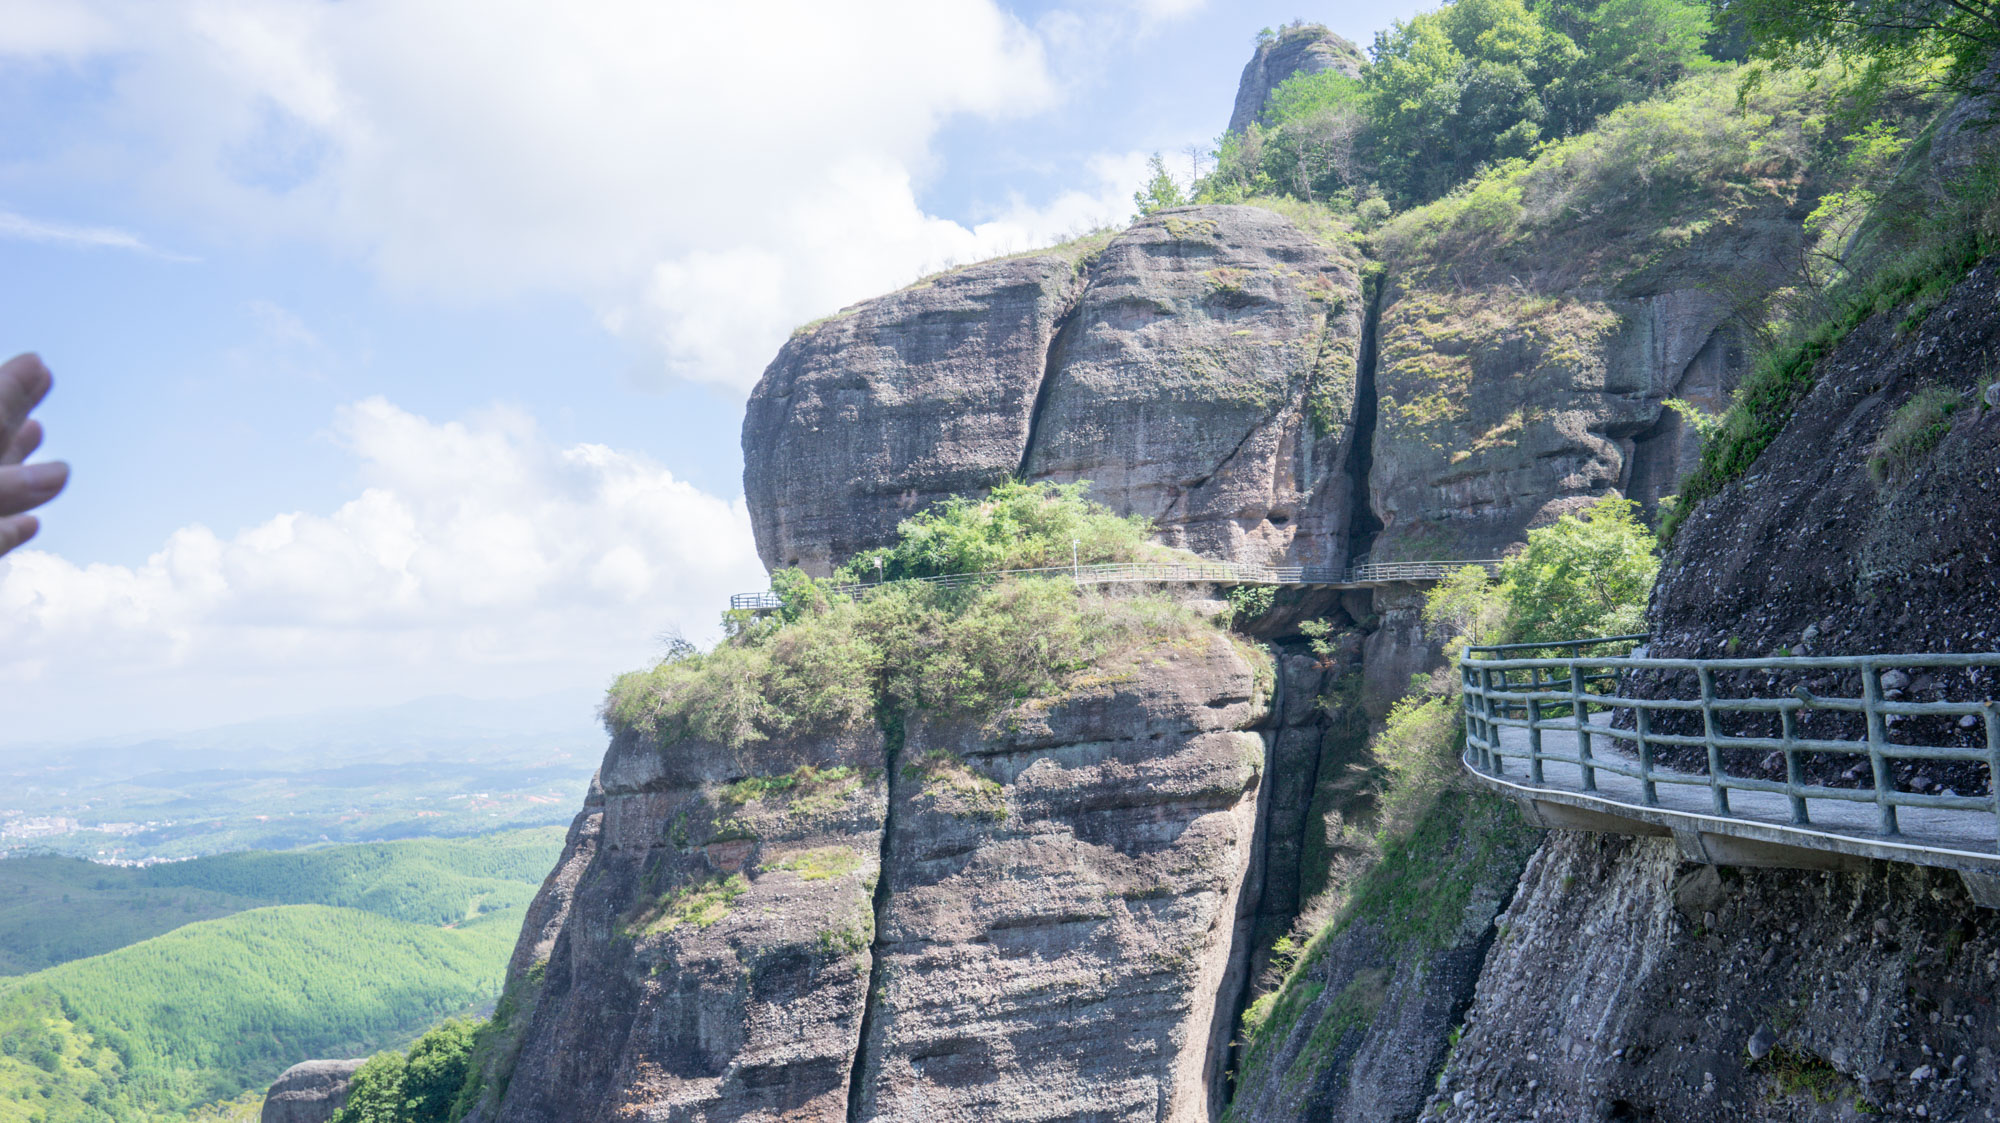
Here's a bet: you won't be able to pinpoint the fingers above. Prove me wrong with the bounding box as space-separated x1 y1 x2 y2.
0 513 36 557
0 353 51 442
3 418 41 466
0 460 67 518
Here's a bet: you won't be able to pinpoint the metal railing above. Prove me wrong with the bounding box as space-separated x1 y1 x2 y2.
1459 636 2000 850
729 558 1500 612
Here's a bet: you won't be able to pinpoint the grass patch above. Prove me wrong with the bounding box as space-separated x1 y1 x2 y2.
623 873 749 938
905 750 1008 822
762 847 862 881
1755 1046 1846 1103
1868 386 1961 482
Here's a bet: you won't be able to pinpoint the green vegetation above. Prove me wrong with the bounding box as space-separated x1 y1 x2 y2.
761 846 861 881
0 828 564 976
1134 153 1190 215
1730 0 2000 96
1755 1044 1848 1103
606 482 1221 752
1869 386 1963 481
1200 0 1725 208
0 905 511 1120
1422 496 1659 655
329 1020 479 1123
837 479 1157 583
623 873 749 937
0 830 559 1120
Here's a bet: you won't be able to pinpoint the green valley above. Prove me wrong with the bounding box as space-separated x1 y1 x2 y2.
0 828 564 1121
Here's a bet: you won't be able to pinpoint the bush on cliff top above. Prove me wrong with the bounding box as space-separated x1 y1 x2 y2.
605 483 1218 750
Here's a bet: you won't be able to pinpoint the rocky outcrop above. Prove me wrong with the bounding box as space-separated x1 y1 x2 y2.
743 205 1367 574
1226 26 1365 136
1426 832 2000 1122
476 626 1286 1122
261 1059 365 1123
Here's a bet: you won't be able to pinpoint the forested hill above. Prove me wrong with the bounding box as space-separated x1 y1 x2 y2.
0 828 563 1122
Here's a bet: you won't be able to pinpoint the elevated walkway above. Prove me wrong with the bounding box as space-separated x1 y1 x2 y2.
1459 637 2000 906
729 558 1498 612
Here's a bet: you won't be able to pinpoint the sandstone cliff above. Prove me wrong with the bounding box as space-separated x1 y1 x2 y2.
743 205 1367 574
1226 26 1365 137
467 625 1292 1122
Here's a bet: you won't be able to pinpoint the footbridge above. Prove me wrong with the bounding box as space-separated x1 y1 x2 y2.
1459 637 2000 906
729 558 1499 612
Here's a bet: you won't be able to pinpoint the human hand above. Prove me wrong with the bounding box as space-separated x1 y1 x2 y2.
0 353 69 556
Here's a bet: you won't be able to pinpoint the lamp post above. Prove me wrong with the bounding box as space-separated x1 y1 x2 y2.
1072 538 1080 582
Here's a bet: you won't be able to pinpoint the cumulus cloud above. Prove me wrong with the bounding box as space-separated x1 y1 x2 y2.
1 0 1159 391
0 397 763 744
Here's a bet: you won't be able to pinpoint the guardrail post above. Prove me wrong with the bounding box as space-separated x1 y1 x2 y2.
1781 704 1809 826
1527 693 1544 784
1571 662 1595 793
1863 662 1898 836
1986 702 1999 854
1481 665 1502 775
1635 704 1657 806
1698 666 1729 815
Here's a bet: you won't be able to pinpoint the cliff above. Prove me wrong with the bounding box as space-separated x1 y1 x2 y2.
742 206 1368 574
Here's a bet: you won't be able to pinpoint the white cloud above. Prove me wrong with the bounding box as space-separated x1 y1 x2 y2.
0 397 763 744
0 209 191 259
0 0 1171 392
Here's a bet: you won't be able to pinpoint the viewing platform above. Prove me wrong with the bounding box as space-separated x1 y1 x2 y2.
1459 637 2000 906
728 557 1499 612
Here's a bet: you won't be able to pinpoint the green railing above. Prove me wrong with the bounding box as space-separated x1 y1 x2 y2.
1460 637 2000 851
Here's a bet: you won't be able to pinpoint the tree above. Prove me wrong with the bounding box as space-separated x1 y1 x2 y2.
1723 0 2000 94
1133 153 1188 215
1495 495 1659 642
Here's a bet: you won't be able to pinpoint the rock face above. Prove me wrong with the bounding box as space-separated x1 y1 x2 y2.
1366 247 1770 562
473 629 1285 1122
1424 833 2000 1122
1226 26 1365 136
743 205 1367 574
261 1059 366 1123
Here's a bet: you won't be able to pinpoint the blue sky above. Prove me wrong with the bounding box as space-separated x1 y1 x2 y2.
0 0 1424 745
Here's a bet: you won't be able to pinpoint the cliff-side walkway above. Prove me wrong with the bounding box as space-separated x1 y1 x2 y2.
1459 637 2000 905
730 557 1498 611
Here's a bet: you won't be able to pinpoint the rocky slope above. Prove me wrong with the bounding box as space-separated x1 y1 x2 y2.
743 205 1368 573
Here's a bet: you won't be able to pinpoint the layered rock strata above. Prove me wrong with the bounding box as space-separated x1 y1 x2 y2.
743 206 1367 574
473 628 1288 1122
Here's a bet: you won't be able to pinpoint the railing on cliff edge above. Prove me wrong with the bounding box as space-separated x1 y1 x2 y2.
728 557 1501 612
1458 636 2000 901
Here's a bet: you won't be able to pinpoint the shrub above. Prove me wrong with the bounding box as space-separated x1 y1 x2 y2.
1868 386 1961 482
605 483 1213 750
328 1019 478 1123
838 479 1156 582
